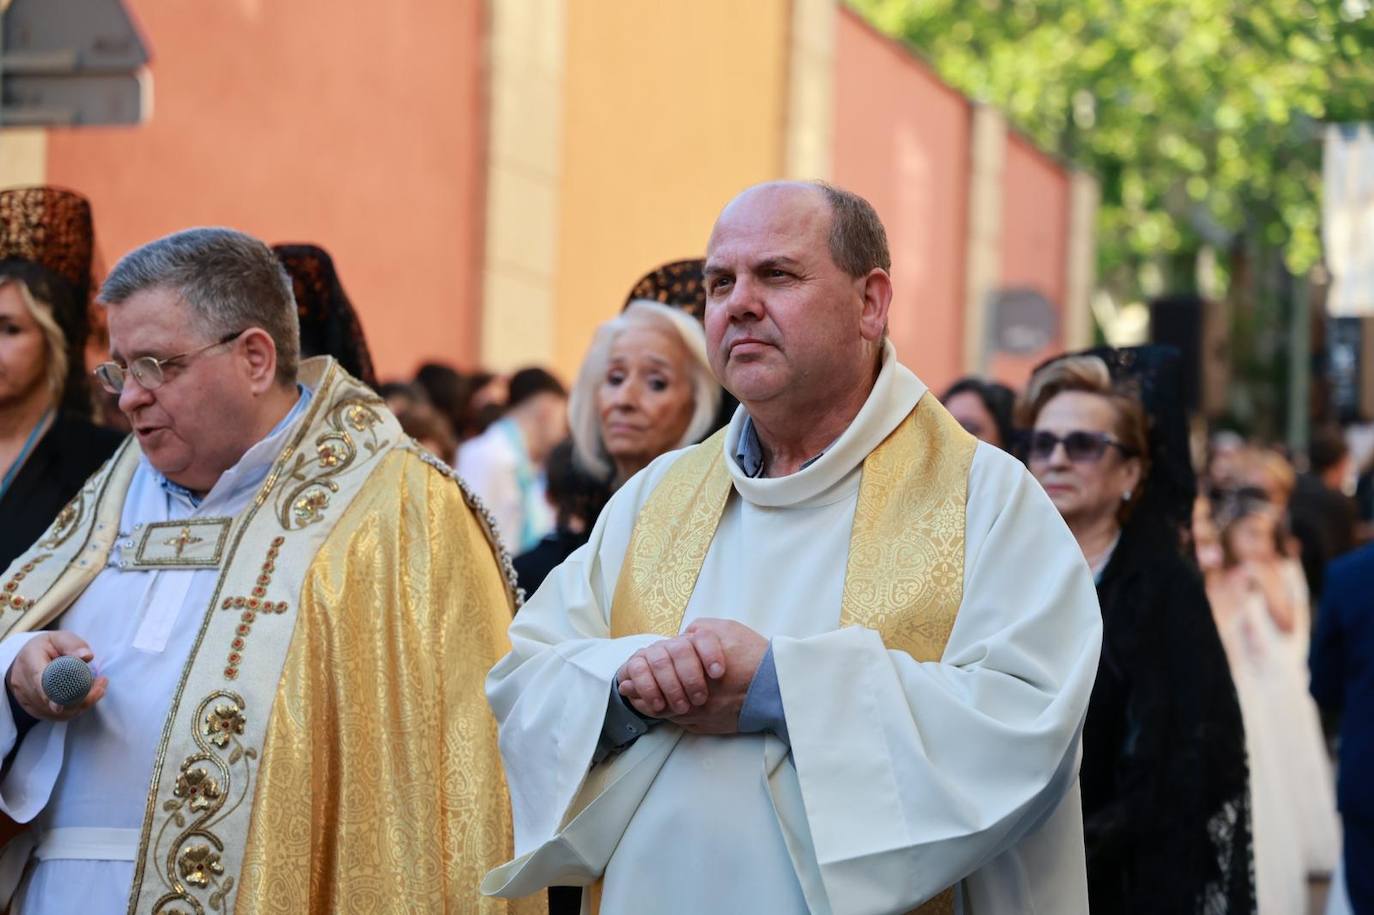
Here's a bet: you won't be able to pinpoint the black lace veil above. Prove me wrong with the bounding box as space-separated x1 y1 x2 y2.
1031 344 1254 915
273 244 378 390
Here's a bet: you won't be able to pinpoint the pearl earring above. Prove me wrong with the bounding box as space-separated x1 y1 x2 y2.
1122 490 1133 501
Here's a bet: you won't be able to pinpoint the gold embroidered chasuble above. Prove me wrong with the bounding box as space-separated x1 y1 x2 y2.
0 358 544 915
598 390 976 915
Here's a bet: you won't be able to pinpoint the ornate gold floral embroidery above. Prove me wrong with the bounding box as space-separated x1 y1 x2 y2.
174 766 223 813
204 703 246 749
291 490 329 524
2 553 49 611
345 403 375 431
218 537 289 681
274 397 383 531
177 844 225 888
152 692 256 915
39 495 83 549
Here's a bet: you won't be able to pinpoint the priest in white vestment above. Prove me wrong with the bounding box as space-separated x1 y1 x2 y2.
484 182 1103 914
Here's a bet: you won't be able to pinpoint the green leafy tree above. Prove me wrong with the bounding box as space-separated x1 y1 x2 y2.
853 0 1374 432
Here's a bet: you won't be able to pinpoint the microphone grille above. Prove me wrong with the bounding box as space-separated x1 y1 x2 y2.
42 656 94 708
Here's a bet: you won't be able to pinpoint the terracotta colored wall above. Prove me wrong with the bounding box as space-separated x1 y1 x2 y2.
990 132 1071 387
551 0 791 381
831 9 971 393
43 0 486 379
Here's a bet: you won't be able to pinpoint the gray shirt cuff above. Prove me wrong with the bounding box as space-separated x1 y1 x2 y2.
593 679 658 764
737 643 789 744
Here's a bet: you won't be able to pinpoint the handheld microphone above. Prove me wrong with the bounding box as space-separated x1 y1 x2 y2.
42 656 94 708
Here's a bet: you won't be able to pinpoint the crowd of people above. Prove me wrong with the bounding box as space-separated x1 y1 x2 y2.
0 179 1368 914
379 256 1359 915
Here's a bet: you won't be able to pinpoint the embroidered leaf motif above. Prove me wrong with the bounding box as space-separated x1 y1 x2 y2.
209 877 234 911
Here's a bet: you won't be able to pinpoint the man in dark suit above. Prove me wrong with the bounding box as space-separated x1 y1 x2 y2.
1312 542 1374 913
1291 426 1359 602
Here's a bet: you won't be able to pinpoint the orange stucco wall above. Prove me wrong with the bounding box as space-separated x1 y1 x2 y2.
832 9 970 393
551 0 792 381
989 132 1071 387
43 0 487 379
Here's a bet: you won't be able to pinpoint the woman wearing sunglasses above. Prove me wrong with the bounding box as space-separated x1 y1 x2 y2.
1019 347 1253 915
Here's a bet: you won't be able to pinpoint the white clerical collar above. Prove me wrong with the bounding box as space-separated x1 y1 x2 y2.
722 340 928 509
152 383 314 514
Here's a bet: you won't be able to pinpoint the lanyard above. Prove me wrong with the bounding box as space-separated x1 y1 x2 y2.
0 408 53 502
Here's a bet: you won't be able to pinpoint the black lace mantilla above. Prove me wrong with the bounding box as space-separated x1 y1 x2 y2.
273 243 378 390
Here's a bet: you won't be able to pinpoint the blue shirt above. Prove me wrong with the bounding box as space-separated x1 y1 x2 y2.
732 415 827 478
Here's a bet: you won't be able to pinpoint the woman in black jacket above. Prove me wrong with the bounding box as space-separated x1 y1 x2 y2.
0 187 123 571
1021 346 1253 914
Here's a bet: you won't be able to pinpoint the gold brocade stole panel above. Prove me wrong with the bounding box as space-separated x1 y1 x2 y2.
126 376 401 915
606 391 978 915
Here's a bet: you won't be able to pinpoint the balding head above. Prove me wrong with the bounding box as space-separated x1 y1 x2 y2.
702 181 893 418
710 181 890 279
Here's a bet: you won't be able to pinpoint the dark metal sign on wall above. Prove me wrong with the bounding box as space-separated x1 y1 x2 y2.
1 0 150 127
987 286 1058 356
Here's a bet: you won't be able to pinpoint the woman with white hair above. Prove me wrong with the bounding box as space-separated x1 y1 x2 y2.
569 298 722 489
516 268 725 603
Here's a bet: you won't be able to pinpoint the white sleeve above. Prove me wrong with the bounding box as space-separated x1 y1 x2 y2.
486 453 684 855
772 445 1102 911
0 631 69 822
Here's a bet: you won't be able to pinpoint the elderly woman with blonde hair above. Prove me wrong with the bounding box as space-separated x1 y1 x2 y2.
568 298 722 490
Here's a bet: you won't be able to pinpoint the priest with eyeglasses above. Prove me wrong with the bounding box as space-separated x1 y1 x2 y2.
0 228 542 914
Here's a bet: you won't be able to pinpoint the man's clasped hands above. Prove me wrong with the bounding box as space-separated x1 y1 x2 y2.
614 618 768 735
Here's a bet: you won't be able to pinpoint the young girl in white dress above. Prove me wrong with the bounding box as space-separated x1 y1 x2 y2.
1202 493 1340 912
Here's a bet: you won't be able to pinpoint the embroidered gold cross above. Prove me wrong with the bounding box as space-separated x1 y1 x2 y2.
220 536 289 681
161 526 204 559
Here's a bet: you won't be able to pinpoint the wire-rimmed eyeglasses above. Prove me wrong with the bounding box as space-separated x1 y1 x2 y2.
93 330 245 395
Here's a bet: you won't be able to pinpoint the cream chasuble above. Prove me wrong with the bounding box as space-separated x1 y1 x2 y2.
485 343 1103 914
0 358 543 915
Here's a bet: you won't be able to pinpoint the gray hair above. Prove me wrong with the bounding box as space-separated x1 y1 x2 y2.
814 181 891 278
569 300 722 481
100 227 300 384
